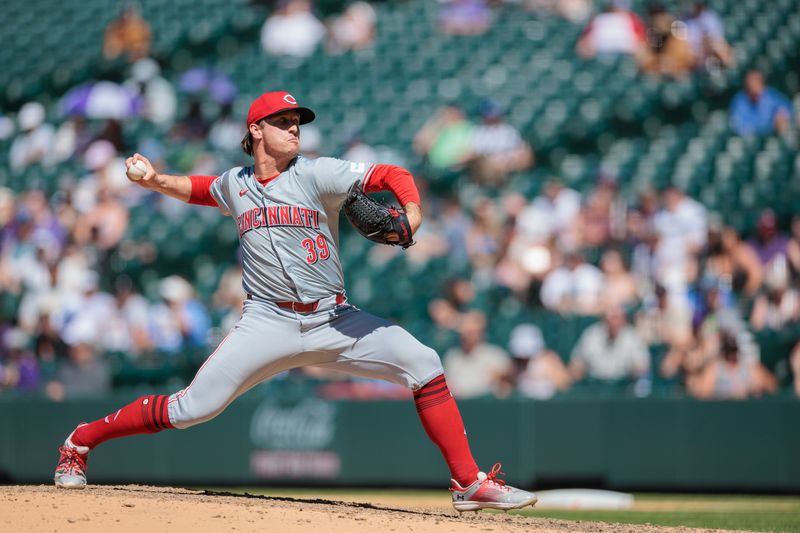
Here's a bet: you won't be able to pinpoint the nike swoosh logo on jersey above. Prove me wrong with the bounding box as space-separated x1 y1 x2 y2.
239 189 248 197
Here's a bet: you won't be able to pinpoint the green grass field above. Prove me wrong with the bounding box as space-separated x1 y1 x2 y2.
517 493 800 532
217 488 800 532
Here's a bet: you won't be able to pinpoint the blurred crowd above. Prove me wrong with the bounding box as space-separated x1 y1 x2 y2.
417 179 800 401
1 0 799 401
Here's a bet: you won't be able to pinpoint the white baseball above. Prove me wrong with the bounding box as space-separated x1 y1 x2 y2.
127 160 148 181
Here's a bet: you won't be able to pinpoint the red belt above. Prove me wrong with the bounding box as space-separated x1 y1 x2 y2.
248 293 345 313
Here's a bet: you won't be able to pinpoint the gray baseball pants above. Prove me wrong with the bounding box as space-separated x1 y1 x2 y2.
167 295 443 428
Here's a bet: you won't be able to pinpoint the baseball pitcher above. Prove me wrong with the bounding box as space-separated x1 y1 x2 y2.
53 91 537 512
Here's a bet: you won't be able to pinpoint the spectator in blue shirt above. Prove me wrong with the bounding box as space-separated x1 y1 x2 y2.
730 70 794 136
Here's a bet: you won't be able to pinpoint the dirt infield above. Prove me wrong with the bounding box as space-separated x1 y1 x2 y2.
0 485 733 533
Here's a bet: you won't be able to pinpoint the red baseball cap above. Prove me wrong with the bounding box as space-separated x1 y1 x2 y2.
246 91 315 127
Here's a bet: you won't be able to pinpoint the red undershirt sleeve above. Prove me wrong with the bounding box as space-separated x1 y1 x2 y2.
188 175 219 207
361 164 421 206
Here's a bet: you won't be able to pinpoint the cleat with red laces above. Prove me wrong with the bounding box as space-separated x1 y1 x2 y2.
450 463 537 512
54 426 89 489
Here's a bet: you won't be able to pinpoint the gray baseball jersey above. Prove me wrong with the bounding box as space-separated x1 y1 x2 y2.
208 155 368 303
166 155 443 429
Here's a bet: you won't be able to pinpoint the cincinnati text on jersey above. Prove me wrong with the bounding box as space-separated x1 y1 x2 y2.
237 205 321 237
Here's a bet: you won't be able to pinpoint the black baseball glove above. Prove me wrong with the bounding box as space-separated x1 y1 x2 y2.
342 181 415 248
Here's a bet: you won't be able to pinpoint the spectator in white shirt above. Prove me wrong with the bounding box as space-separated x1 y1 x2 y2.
540 251 604 315
683 1 734 69
444 311 512 399
577 0 648 59
9 102 56 171
327 1 376 54
650 186 707 292
516 179 581 245
569 306 650 382
261 0 326 58
103 276 153 357
209 103 246 153
124 58 177 125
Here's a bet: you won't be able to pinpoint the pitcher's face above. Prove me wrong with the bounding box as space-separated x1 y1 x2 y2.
251 110 301 160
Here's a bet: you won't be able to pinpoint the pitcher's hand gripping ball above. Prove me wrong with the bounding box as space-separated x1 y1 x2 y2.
126 160 148 181
343 180 414 248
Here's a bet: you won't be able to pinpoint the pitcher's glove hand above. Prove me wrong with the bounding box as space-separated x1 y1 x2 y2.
343 181 415 248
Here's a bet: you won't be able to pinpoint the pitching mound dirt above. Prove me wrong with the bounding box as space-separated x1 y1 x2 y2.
0 485 732 533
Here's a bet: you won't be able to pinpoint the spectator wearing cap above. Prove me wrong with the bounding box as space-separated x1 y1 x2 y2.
730 70 794 136
443 311 513 399
9 102 56 171
569 306 650 383
508 324 570 399
468 100 534 186
261 0 326 58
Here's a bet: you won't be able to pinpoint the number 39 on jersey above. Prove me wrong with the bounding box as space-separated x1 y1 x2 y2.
301 235 330 264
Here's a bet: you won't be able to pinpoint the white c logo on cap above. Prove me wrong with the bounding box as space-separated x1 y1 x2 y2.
283 94 297 105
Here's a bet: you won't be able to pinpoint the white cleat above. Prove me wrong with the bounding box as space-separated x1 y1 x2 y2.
54 426 89 489
450 463 537 512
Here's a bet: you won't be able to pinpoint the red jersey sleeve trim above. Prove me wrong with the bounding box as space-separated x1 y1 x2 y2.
188 175 219 206
361 164 421 206
361 164 378 191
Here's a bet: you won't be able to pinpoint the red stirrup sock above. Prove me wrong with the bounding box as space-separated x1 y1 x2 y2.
71 394 174 450
414 374 480 486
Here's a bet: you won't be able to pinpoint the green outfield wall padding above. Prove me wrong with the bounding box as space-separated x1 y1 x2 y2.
2 394 798 491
